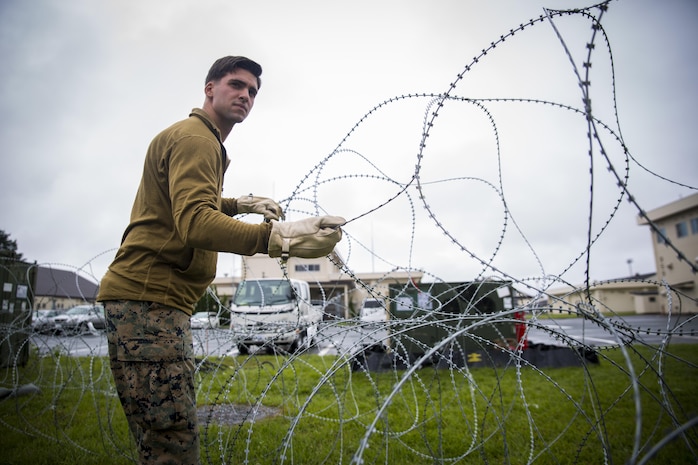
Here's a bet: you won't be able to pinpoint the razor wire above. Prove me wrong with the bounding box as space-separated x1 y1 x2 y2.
1 2 698 464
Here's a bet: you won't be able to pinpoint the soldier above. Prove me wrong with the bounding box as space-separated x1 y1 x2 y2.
98 56 344 464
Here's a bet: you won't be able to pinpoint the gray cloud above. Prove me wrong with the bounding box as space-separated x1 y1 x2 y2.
1 0 696 287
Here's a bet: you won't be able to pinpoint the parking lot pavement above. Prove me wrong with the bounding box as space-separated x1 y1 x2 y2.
29 314 698 359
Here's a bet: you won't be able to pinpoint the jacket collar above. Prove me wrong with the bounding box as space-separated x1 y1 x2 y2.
189 108 231 171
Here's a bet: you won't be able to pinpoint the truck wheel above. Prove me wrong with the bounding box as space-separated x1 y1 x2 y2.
306 325 318 347
237 343 249 355
290 333 307 354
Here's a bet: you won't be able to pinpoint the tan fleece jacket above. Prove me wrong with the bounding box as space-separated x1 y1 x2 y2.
98 108 271 314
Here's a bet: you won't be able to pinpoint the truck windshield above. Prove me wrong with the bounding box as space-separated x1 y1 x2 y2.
233 280 295 306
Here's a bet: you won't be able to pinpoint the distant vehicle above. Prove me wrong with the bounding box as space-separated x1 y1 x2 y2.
52 304 105 334
359 298 387 325
32 309 62 334
191 311 220 329
317 296 345 321
230 278 323 355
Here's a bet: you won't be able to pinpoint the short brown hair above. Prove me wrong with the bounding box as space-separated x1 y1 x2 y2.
205 56 262 88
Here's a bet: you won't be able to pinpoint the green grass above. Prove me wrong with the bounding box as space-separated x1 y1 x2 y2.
1 344 697 464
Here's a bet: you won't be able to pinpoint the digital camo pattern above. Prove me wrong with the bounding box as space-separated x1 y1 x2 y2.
106 300 200 465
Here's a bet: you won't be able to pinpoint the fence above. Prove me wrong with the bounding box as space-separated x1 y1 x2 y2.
1 2 697 464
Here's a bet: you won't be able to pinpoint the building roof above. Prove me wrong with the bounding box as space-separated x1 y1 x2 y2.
547 272 657 296
34 266 99 300
637 192 698 224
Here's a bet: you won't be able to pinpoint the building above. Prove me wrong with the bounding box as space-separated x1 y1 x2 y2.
33 265 99 310
546 193 698 316
546 273 660 315
211 252 423 319
637 192 698 314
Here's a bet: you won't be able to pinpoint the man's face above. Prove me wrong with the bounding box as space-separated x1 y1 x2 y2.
205 68 259 125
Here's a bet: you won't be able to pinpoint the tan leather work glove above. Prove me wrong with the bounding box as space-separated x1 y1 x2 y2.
237 195 285 221
268 216 346 260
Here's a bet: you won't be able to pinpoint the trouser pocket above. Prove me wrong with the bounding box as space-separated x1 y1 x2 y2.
116 333 195 430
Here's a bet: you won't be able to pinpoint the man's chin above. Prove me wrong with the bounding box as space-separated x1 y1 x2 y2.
231 111 248 123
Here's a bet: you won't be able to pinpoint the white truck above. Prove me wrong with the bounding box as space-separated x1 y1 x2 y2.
359 297 388 325
229 278 323 355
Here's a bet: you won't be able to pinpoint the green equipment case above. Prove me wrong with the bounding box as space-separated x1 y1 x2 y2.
387 280 525 367
0 259 36 368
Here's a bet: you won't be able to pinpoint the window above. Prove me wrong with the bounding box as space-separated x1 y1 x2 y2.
676 221 688 238
294 264 320 272
691 217 698 235
656 227 667 244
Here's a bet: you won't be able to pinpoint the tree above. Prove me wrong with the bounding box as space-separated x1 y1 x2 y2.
0 230 23 261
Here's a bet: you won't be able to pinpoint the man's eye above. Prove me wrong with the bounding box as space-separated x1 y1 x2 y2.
229 80 256 97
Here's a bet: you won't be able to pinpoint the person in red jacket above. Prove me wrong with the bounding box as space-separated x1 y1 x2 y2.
98 56 344 465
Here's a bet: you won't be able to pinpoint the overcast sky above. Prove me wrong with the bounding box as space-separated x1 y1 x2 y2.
1 0 696 290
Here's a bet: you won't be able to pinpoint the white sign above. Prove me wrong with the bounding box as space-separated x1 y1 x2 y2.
396 296 413 312
16 285 28 299
417 292 433 310
496 286 511 298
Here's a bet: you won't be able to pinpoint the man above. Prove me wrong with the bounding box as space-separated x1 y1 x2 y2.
98 56 344 465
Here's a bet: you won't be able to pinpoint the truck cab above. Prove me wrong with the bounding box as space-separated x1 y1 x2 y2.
229 278 322 355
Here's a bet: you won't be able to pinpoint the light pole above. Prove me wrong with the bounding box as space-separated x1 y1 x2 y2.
626 258 634 277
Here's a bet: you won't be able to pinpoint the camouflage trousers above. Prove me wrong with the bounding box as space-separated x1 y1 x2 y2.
104 300 200 465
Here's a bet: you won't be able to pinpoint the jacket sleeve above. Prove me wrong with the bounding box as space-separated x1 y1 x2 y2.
168 135 270 254
221 198 238 216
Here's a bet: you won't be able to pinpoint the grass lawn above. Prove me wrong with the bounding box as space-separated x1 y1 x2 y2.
0 343 696 464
